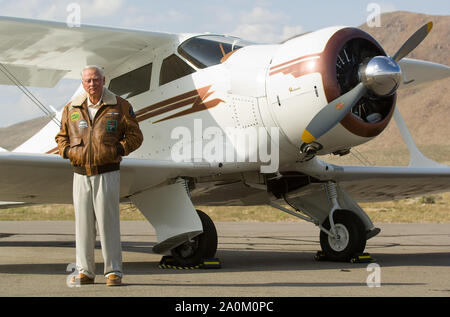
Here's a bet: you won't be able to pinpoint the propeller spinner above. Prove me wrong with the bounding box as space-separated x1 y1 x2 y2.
301 22 433 145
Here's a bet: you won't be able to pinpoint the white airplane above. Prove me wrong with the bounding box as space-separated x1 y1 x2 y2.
1 16 450 265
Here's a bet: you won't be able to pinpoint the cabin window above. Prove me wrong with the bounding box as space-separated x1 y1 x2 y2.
159 54 196 86
178 35 253 69
108 63 152 99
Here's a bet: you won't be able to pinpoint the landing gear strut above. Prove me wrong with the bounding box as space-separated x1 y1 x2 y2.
269 180 371 262
319 182 367 261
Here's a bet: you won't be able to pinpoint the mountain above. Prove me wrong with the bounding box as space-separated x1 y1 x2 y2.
360 11 449 65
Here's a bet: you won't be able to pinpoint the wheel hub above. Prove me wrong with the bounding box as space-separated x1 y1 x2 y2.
328 224 350 252
176 238 199 258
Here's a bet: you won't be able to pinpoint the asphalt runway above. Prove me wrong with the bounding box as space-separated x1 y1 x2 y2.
0 221 449 298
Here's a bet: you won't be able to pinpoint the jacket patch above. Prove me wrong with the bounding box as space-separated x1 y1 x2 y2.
106 120 118 132
78 120 89 129
70 112 81 122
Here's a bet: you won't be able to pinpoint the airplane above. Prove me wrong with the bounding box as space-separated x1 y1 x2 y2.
0 16 450 266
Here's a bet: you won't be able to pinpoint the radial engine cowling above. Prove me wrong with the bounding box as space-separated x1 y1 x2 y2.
266 27 397 156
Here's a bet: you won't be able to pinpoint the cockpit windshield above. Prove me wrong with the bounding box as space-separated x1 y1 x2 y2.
178 35 254 69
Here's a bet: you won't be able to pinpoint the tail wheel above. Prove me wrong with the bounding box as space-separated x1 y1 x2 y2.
320 210 366 262
170 210 218 267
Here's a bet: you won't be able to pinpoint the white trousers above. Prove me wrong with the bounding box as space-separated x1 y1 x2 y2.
73 171 122 279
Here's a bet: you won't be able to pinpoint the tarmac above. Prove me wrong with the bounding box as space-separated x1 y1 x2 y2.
0 221 449 298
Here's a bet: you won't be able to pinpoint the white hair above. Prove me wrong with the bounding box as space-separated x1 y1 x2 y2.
81 65 105 78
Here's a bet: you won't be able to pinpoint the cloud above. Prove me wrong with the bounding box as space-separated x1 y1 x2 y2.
242 6 284 24
80 0 124 19
0 0 124 22
378 2 397 13
120 7 190 31
229 7 303 44
0 0 60 20
232 23 279 43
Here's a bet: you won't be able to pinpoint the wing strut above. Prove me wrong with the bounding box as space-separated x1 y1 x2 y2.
393 108 447 168
0 62 61 127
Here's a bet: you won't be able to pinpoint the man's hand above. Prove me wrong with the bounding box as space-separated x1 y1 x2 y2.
116 144 125 157
63 146 71 159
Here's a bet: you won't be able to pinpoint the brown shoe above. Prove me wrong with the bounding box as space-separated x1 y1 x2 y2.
106 274 122 286
70 273 95 286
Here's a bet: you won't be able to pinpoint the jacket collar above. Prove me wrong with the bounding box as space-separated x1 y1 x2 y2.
71 88 117 107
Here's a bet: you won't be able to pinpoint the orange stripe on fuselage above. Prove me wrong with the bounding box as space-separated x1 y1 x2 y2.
135 88 201 117
136 85 224 124
270 54 321 77
270 53 321 71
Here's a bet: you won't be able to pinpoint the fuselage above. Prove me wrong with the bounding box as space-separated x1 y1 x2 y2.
16 26 396 174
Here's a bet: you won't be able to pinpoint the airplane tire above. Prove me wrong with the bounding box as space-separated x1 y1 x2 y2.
170 210 218 267
319 210 366 262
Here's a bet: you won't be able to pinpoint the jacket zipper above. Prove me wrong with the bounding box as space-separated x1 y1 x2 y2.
86 109 94 174
89 126 93 175
90 104 107 175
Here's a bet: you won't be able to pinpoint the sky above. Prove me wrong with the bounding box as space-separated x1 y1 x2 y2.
0 0 449 127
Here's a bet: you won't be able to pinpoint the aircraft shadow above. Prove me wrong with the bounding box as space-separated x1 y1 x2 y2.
0 246 448 277
0 232 449 276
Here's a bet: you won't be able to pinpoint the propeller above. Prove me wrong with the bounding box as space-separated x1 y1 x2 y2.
392 22 433 62
301 83 367 144
301 22 433 145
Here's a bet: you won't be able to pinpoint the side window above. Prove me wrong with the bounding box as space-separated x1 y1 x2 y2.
108 63 152 99
160 54 196 86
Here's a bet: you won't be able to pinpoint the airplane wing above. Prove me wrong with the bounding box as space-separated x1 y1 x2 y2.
0 152 226 204
0 16 180 87
327 164 450 202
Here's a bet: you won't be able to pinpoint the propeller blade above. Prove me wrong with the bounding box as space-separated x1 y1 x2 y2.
398 58 450 89
301 83 367 144
392 22 433 62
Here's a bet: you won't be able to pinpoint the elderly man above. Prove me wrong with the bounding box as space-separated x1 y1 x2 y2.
56 66 143 286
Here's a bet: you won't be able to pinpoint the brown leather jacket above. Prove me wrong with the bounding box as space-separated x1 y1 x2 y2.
56 88 143 176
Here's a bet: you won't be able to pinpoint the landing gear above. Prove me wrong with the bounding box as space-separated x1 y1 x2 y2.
319 210 366 262
268 178 374 262
170 210 218 267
